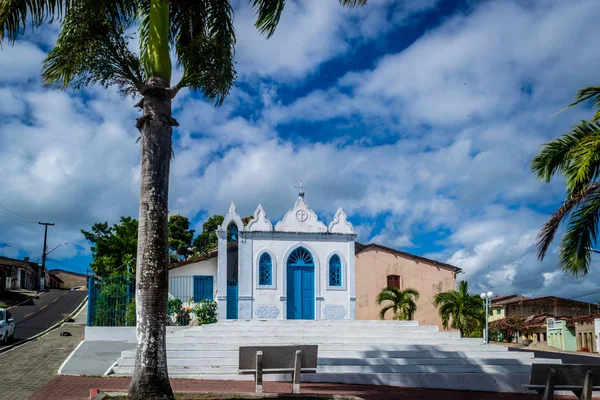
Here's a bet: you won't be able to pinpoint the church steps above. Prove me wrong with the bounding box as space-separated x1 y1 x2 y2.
165 337 478 345
115 355 543 368
109 322 562 392
120 348 529 360
209 320 420 327
178 329 460 341
182 327 446 336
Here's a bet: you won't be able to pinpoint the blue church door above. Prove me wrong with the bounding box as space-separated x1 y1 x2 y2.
286 247 315 320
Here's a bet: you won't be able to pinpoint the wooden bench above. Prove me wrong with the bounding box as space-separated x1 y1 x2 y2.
524 364 600 400
239 345 318 394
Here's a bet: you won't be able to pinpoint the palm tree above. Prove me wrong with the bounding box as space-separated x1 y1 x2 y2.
433 280 482 337
0 1 367 399
532 88 600 277
376 286 420 321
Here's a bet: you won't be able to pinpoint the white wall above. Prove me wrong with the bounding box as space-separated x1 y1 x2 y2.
168 258 218 301
249 233 354 320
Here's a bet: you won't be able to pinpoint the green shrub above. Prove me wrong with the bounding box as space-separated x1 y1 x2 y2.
192 300 218 325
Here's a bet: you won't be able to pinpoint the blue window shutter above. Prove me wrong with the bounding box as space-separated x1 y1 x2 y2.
259 253 272 285
329 255 342 286
194 276 214 301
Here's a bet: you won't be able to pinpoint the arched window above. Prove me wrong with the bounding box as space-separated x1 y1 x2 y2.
258 252 272 285
329 255 342 287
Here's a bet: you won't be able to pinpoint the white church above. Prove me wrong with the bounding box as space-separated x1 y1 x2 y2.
169 189 357 321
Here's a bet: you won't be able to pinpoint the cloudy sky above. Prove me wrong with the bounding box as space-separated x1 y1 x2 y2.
1 0 600 302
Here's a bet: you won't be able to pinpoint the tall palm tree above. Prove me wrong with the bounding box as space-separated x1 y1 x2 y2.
532 90 600 277
433 280 482 337
0 1 367 399
376 286 420 321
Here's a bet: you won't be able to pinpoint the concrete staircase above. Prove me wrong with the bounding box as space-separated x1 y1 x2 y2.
110 320 560 392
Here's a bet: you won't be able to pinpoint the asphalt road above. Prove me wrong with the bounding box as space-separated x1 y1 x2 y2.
509 346 600 364
1 289 87 349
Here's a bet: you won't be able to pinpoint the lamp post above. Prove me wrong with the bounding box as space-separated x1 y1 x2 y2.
480 291 494 345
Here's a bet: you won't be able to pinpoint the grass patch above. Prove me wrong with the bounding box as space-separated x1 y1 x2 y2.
0 301 8 308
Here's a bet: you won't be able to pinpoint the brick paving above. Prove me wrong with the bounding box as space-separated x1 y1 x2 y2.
30 375 583 400
0 324 84 400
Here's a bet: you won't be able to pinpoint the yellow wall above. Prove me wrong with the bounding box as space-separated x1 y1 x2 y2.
488 306 505 322
355 247 457 329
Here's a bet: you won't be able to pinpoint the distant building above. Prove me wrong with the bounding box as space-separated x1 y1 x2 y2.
489 294 530 322
504 296 595 318
48 269 88 289
0 256 39 290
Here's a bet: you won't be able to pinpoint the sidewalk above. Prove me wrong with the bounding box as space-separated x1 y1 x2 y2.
0 323 84 400
31 376 551 400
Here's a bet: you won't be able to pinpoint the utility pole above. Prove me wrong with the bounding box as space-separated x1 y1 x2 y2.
39 222 55 291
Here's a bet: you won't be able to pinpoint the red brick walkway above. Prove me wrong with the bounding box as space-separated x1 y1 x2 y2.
29 375 579 400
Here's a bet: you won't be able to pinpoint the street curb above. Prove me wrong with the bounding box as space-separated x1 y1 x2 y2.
5 291 44 310
0 295 88 355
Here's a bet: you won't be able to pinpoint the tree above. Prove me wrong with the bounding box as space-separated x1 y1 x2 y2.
1 1 367 397
82 217 139 277
433 281 483 337
532 87 600 277
376 286 420 321
168 215 194 261
192 215 224 256
83 215 194 276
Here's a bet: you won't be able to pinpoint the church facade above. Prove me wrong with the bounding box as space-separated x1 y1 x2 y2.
169 194 357 320
168 194 461 326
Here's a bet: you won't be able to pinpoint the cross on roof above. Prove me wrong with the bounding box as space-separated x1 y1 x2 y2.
295 181 306 198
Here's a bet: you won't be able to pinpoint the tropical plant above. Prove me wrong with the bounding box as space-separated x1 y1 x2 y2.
532 89 600 276
1 1 367 397
192 299 218 325
376 286 420 321
433 281 483 337
168 215 195 261
489 316 523 343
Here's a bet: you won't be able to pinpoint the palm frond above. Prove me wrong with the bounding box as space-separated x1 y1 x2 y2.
0 0 67 43
558 185 600 277
531 121 595 183
567 86 600 122
0 0 138 44
249 0 285 38
536 183 600 261
379 305 394 320
169 0 235 104
562 123 600 193
42 0 144 95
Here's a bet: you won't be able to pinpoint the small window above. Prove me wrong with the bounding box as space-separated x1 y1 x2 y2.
496 309 501 315
387 275 401 289
329 255 342 287
259 253 272 286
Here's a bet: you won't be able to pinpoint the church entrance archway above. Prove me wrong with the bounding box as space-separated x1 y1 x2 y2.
286 247 315 320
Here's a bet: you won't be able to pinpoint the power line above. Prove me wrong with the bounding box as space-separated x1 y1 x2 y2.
0 202 35 224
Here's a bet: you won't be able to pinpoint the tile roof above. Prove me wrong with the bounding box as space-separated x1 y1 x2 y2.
354 242 462 272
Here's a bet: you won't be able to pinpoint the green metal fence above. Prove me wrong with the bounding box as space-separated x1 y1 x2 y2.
87 275 135 326
87 275 218 326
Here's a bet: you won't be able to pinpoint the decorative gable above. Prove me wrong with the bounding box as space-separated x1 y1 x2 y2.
219 202 244 231
274 197 327 233
247 204 273 232
328 208 354 234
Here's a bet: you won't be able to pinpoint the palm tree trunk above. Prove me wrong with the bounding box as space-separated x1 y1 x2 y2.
128 76 175 400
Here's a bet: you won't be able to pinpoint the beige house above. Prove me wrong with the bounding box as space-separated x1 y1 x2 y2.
48 269 88 289
354 243 461 329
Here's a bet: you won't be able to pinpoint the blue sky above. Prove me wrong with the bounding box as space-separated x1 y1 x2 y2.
1 0 600 302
